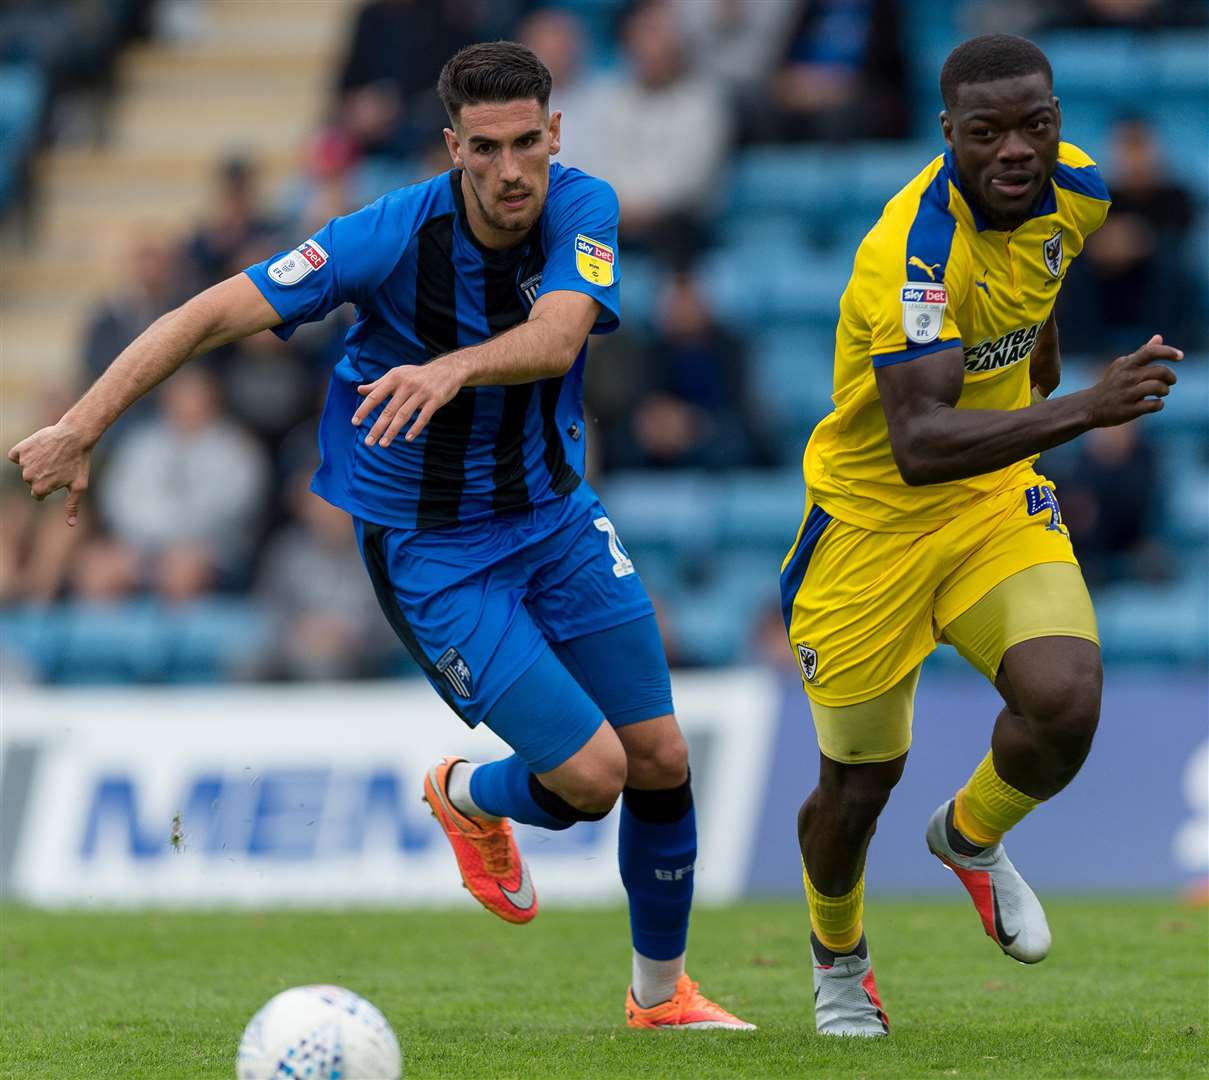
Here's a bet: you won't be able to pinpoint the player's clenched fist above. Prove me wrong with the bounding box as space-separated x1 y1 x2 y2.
7 422 93 526
1087 334 1183 428
352 358 466 448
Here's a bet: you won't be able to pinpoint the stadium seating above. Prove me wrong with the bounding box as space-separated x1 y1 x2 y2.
0 63 44 208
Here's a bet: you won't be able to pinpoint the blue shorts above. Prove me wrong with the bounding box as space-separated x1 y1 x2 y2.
356 485 672 770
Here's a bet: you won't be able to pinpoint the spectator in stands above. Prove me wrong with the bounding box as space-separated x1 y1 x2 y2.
216 327 325 456
1042 414 1169 588
98 367 269 594
81 233 186 390
763 0 909 142
251 472 395 680
672 0 803 142
604 271 774 471
334 0 481 160
186 156 281 287
1058 116 1202 353
1040 0 1208 30
517 7 594 171
575 0 730 262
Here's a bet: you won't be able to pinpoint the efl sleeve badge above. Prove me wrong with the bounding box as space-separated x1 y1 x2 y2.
267 239 329 287
900 283 947 344
574 234 615 287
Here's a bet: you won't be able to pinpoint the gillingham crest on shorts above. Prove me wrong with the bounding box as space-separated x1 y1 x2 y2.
574 234 614 286
436 647 473 698
900 283 947 344
797 643 819 683
1043 228 1063 278
267 238 329 287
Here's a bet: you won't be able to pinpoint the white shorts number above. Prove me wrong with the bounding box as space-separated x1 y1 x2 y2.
593 516 635 578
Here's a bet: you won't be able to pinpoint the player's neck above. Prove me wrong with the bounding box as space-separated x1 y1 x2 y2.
460 171 532 252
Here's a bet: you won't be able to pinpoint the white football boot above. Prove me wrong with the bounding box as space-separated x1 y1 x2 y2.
810 933 889 1037
926 799 1051 964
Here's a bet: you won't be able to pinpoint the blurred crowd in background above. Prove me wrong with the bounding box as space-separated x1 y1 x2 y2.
1 0 1206 684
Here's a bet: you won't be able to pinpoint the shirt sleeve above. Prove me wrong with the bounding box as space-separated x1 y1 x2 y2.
243 195 403 340
864 225 965 369
536 169 621 334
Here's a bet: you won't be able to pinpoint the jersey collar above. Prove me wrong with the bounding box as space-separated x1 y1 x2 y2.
942 148 1057 232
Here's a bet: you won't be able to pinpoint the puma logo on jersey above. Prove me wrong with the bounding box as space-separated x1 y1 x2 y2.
908 256 942 281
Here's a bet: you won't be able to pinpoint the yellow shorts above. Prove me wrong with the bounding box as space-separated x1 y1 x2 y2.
780 474 1098 722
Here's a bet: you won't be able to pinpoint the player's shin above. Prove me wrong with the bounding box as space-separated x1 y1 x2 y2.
952 750 1042 849
463 754 577 831
803 862 865 954
618 775 696 1007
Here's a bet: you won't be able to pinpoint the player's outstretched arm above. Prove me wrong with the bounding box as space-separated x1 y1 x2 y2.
352 290 600 448
7 273 282 525
876 334 1183 487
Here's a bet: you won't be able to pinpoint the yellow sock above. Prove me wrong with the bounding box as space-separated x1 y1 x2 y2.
802 861 864 953
954 751 1042 847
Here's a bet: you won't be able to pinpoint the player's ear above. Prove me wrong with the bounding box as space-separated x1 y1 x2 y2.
1052 96 1061 134
443 127 463 169
547 110 562 156
940 110 954 149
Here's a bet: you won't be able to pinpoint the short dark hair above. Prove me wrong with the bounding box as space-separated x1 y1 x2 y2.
940 34 1053 110
437 41 552 122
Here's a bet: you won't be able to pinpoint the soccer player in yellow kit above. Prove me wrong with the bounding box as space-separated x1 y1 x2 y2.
780 35 1185 1036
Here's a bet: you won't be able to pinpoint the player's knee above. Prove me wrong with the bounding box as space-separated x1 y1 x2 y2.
623 730 689 790
551 748 627 815
1019 657 1102 763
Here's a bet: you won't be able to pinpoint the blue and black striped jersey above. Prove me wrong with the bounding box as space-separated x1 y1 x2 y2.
244 163 621 530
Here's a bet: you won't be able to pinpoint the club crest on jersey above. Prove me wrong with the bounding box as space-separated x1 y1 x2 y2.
796 643 819 683
267 239 329 287
1043 229 1063 278
519 272 543 308
435 647 473 698
574 234 614 286
900 283 947 344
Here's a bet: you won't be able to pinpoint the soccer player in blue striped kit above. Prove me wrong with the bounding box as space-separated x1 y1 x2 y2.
8 42 753 1030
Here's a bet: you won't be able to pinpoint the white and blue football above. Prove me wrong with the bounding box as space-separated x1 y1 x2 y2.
236 985 401 1080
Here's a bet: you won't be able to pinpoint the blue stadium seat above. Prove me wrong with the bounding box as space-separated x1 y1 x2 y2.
725 142 936 224
0 600 269 684
715 470 808 550
1094 575 1209 663
748 326 837 445
0 63 44 207
597 471 717 554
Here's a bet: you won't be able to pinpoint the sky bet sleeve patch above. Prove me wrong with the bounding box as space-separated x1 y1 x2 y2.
900 283 947 345
267 239 329 287
574 234 615 287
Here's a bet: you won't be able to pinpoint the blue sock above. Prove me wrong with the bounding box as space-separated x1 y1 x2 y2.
618 778 696 960
469 755 573 831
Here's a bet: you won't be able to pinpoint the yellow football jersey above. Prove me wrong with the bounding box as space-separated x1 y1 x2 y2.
803 141 1110 532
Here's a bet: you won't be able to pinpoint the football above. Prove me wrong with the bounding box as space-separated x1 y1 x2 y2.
236 985 401 1080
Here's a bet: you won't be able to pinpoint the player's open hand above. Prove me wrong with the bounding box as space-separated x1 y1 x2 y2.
1087 334 1183 428
7 422 93 526
352 358 465 447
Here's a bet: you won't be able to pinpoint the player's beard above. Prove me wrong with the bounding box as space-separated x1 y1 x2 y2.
472 180 540 234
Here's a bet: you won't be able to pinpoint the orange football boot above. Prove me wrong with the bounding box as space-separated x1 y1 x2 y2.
626 975 756 1030
422 756 537 925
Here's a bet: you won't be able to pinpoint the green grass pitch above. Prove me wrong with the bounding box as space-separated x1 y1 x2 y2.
2 898 1206 1078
